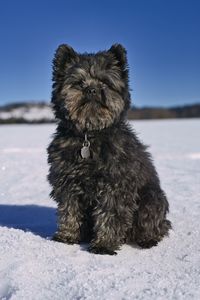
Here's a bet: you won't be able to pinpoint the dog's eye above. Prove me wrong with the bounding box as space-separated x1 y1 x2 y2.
101 79 115 91
101 84 106 90
101 77 123 93
76 80 84 87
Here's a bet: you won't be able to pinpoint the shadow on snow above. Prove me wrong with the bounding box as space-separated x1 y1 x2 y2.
0 204 57 238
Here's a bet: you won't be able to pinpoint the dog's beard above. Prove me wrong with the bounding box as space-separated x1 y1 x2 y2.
61 85 124 131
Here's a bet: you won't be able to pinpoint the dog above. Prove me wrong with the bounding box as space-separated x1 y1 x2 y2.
47 43 171 255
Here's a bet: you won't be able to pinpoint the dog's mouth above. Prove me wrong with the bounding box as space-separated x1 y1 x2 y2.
80 97 109 110
64 88 121 131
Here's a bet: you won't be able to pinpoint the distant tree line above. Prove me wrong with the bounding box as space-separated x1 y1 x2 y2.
0 102 200 124
127 103 200 119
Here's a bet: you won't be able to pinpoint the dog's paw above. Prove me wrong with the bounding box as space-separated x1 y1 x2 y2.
52 234 78 245
88 246 117 256
137 239 158 249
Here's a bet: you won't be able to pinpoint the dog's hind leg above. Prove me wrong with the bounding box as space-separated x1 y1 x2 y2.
135 184 171 248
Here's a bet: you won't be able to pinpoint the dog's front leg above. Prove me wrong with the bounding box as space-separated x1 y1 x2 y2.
53 195 84 244
89 188 132 255
89 208 122 255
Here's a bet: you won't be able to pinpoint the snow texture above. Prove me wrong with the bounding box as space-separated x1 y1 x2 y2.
0 120 200 300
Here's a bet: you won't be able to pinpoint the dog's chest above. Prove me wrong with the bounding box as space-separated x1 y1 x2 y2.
57 132 119 164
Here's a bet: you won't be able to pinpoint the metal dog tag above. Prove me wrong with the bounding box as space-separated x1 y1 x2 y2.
81 145 90 159
81 134 90 159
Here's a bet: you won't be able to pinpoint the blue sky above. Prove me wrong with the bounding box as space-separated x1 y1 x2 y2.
0 0 199 107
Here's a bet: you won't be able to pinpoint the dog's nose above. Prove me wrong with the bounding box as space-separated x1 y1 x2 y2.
86 87 96 96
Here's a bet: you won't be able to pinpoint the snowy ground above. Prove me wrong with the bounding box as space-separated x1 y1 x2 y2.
0 119 200 300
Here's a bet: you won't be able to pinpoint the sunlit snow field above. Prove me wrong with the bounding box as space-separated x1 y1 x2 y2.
0 119 200 299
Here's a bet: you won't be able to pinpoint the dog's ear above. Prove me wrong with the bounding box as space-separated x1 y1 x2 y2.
53 44 77 81
108 44 127 70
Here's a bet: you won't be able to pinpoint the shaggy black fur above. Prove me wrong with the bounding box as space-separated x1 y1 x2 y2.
47 43 171 255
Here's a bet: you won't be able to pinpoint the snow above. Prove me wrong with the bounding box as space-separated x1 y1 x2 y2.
0 119 200 300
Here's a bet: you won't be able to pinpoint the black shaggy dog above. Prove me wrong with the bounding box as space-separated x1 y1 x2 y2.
48 43 171 255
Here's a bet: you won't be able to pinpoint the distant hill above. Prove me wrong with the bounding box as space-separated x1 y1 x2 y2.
0 102 54 124
0 102 199 124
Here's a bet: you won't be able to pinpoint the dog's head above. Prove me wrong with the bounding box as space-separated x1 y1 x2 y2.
52 44 131 131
